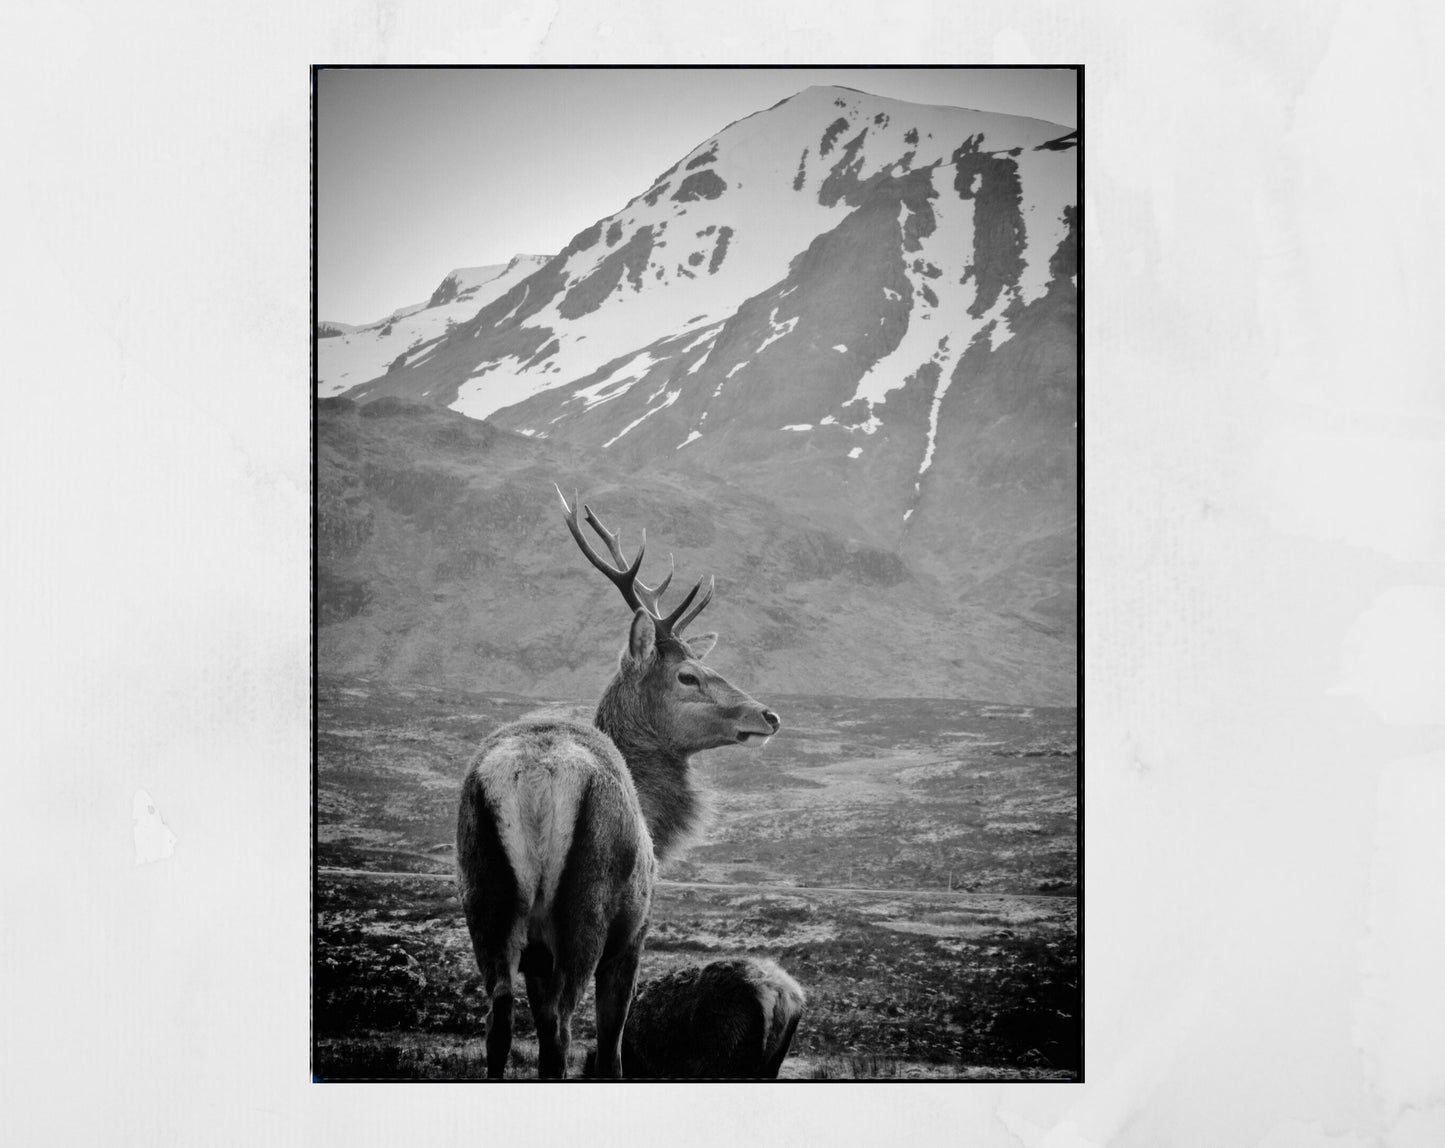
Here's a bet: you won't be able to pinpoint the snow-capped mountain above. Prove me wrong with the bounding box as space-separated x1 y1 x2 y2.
317 254 550 398
333 86 1072 426
318 85 1077 703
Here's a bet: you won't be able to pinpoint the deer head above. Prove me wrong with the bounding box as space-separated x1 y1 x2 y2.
555 486 780 754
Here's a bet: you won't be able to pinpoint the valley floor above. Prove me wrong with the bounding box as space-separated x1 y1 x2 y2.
314 677 1079 1081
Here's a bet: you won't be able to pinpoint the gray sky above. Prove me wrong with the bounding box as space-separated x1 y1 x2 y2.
317 67 1078 324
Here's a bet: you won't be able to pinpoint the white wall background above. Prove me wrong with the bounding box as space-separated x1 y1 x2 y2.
3 3 1442 1145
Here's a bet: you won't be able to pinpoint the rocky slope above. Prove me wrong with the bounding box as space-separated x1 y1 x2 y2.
318 397 1074 703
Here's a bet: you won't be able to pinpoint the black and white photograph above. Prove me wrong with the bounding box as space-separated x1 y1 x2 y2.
314 65 1080 1081
8 3 1443 1143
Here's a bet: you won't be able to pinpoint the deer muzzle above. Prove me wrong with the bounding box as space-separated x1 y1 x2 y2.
736 707 782 743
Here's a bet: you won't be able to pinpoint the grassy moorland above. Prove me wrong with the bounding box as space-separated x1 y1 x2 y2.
314 677 1077 1081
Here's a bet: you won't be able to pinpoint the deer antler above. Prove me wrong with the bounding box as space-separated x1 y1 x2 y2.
555 485 713 637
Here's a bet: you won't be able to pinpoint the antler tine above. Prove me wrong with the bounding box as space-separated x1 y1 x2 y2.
674 575 715 634
582 502 678 618
652 554 675 603
664 575 715 636
556 486 648 613
582 503 633 570
555 485 707 632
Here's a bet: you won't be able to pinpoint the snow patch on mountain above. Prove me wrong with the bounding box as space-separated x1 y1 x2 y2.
449 354 547 419
757 308 799 354
493 282 531 326
574 351 661 411
317 256 547 397
1012 146 1076 306
681 324 723 353
603 387 681 448
788 85 1066 205
839 179 1019 475
849 192 972 409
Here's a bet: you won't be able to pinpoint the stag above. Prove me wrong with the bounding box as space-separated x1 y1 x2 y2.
456 488 781 1078
583 958 806 1079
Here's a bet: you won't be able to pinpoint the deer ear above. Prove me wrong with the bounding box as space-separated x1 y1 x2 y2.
628 608 656 662
687 632 718 659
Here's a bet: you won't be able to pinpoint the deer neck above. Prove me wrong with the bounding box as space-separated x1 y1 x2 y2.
594 708 702 862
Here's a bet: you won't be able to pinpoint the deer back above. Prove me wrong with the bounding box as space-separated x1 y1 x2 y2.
457 719 656 958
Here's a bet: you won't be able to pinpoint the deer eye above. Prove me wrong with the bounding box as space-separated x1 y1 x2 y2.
678 671 700 687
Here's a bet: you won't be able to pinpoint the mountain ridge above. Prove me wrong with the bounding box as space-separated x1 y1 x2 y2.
316 85 1078 705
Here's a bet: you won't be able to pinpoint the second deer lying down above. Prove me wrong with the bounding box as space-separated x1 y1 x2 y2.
584 958 807 1079
456 489 781 1078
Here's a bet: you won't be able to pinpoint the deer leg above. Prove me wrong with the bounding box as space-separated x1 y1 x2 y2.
458 782 525 1081
526 971 583 1079
761 1012 802 1079
524 938 587 1081
482 957 516 1080
592 939 642 1079
522 962 562 1080
465 917 521 1079
524 922 603 1080
551 973 583 1079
